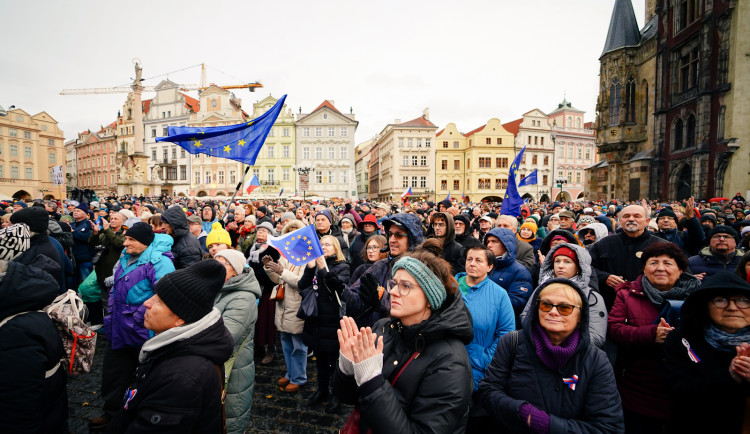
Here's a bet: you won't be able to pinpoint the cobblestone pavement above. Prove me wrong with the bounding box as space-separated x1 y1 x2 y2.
68 335 351 433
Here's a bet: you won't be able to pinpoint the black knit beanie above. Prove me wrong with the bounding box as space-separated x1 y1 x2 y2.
155 260 227 323
125 222 155 246
10 206 49 233
657 207 677 222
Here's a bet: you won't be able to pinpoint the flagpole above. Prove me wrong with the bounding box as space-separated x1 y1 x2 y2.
222 165 251 222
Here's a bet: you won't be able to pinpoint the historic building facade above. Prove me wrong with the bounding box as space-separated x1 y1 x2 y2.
590 0 657 201
503 109 555 203
548 100 597 201
435 123 467 202
76 122 119 197
373 112 437 202
295 100 358 199
144 80 198 196
0 107 66 200
652 0 748 200
355 137 376 199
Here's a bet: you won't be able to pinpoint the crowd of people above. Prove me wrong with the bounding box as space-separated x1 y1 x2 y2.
1 192 749 433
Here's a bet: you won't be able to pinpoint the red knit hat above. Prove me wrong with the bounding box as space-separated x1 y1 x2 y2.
552 246 578 265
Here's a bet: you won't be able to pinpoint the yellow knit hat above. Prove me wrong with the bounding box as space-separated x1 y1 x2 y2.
205 221 231 247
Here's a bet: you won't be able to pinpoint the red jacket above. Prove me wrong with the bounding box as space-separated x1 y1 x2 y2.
607 275 669 419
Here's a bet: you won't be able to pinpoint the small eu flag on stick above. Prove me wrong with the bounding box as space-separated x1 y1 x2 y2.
266 224 325 267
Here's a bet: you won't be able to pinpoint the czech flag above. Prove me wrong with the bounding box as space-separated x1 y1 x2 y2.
401 187 412 199
279 188 284 197
244 175 260 194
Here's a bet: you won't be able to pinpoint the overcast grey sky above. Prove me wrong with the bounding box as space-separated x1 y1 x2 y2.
1 0 645 143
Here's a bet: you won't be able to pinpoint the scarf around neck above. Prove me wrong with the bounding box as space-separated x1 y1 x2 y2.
641 272 701 306
533 321 581 371
704 324 750 353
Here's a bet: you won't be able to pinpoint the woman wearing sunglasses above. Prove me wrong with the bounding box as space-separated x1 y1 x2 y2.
333 239 474 433
607 242 700 433
664 271 750 433
478 278 623 433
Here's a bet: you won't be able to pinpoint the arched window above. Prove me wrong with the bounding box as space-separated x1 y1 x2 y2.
609 78 621 125
673 118 684 150
576 117 582 129
685 114 696 148
625 77 636 123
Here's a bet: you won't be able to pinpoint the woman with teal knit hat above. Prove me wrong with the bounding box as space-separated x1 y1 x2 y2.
333 238 474 433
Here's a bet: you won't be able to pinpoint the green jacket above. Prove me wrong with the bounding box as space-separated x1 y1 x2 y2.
214 270 261 434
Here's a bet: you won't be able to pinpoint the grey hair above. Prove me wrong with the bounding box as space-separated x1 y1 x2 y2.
496 215 518 230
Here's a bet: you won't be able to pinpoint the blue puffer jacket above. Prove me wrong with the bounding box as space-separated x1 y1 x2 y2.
342 213 425 328
484 228 533 317
456 273 515 390
104 234 175 350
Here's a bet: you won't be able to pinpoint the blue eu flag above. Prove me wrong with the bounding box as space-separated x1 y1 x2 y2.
518 169 538 187
500 145 527 218
266 224 325 267
156 94 287 166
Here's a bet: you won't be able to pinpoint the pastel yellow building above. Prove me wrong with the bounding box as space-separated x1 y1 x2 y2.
251 95 296 198
0 107 65 200
436 118 515 202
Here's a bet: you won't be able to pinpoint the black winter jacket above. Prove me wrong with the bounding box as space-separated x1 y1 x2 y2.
333 292 474 434
478 278 624 433
0 261 67 433
589 230 667 310
429 212 466 276
349 231 378 272
89 227 125 287
663 274 750 434
108 310 233 433
13 233 64 291
300 258 350 353
162 207 202 269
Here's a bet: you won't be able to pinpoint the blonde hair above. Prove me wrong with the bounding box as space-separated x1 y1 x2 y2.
321 235 346 262
538 282 583 307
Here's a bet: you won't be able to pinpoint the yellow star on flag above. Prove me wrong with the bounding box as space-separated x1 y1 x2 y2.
192 139 202 148
307 240 311 244
238 139 246 147
306 252 311 257
308 246 312 250
224 145 232 153
302 237 307 241
286 242 290 245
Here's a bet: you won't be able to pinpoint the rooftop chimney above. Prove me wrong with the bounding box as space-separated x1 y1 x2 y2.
423 108 430 121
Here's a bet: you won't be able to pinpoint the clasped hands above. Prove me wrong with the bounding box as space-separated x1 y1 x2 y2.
262 255 283 274
729 342 750 383
337 316 383 365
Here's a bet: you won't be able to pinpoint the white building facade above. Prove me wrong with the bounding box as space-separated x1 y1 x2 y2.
295 101 358 199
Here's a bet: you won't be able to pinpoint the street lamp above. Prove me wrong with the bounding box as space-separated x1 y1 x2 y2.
555 178 568 202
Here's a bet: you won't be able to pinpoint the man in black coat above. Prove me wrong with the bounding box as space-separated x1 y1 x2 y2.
160 206 202 269
108 260 233 433
590 204 667 310
454 213 482 250
429 212 465 275
10 206 65 291
0 225 67 433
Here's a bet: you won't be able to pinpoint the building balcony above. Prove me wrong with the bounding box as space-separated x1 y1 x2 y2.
159 158 177 167
261 180 279 186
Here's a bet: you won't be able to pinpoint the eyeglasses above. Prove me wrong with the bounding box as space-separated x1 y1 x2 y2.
388 231 408 239
712 235 734 240
387 279 419 296
537 299 580 316
710 296 750 309
366 246 382 252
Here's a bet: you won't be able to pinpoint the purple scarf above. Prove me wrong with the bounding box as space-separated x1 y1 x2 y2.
533 322 581 371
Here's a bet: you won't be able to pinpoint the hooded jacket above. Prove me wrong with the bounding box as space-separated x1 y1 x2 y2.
664 272 750 433
688 246 743 277
455 272 515 389
453 214 483 250
333 292 474 434
430 212 466 275
104 234 175 350
478 278 624 433
577 222 609 249
108 309 233 433
539 229 579 256
201 204 218 234
162 206 203 269
520 243 607 348
0 261 67 433
12 232 64 292
342 213 426 327
654 215 705 256
484 228 533 316
214 271 261 434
